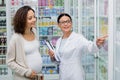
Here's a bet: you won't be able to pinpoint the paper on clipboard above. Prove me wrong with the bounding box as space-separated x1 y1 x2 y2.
44 40 55 52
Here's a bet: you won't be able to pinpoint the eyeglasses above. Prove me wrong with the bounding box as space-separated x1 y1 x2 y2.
59 20 71 25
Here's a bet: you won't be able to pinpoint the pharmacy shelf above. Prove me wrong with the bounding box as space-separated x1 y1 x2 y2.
44 74 59 80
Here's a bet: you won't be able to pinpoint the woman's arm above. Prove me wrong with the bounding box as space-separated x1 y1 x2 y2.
6 35 32 77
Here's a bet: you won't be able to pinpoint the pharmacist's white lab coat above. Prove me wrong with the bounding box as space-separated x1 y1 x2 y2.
54 32 99 80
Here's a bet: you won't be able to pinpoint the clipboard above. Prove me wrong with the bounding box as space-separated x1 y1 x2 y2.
44 40 55 52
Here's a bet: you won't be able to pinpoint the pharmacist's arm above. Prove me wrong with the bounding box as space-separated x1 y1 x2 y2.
81 34 108 53
48 50 56 61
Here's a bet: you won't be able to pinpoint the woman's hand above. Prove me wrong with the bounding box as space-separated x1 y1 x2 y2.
96 35 108 47
29 70 37 79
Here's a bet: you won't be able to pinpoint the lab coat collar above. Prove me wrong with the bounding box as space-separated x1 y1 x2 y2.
59 31 75 55
60 31 75 41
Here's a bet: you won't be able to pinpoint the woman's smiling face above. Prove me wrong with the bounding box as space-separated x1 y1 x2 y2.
25 10 36 29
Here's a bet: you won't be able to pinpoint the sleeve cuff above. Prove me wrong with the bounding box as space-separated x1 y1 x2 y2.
24 69 32 77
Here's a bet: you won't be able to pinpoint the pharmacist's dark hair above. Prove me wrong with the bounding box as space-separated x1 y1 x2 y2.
57 13 72 23
13 5 35 34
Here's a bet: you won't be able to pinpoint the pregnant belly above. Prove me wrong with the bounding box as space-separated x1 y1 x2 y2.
26 53 42 73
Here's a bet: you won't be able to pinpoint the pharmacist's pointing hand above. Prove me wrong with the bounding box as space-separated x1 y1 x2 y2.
96 35 108 47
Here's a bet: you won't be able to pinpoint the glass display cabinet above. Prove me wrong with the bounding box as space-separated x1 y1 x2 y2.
108 0 120 80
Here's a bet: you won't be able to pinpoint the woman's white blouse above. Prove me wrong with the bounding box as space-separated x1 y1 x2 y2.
23 38 42 73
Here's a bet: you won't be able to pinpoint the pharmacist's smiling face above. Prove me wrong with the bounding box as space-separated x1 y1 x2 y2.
26 10 36 28
58 16 72 33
